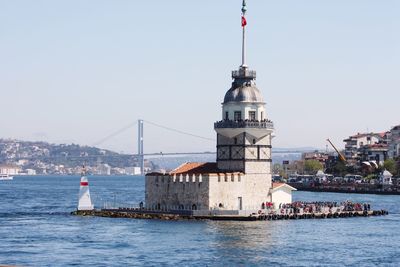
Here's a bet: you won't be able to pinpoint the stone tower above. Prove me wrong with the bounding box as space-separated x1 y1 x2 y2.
214 67 274 175
145 0 277 212
214 0 274 176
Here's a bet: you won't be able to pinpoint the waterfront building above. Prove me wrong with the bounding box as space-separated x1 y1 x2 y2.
271 183 297 207
97 163 111 175
379 170 393 186
145 1 285 212
0 164 21 175
125 167 141 175
388 125 400 159
358 143 388 166
343 132 386 161
26 169 37 175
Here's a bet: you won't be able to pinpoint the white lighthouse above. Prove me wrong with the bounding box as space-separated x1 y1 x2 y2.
78 172 94 211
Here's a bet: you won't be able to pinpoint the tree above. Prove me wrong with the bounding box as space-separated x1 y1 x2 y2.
332 161 347 177
383 159 397 175
304 160 323 174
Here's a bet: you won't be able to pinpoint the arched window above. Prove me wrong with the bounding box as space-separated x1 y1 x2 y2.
192 204 197 210
219 203 224 208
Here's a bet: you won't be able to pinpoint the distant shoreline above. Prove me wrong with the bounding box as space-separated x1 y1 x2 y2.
290 183 400 195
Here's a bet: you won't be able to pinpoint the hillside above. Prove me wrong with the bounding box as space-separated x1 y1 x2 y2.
0 139 146 175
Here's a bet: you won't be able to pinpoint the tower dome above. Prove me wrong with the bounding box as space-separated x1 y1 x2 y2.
223 85 264 104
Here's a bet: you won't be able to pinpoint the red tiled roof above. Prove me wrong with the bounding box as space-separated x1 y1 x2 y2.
378 132 388 138
146 162 233 176
170 162 234 175
272 182 285 189
272 182 297 191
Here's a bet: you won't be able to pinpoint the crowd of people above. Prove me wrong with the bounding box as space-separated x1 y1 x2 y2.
276 201 371 215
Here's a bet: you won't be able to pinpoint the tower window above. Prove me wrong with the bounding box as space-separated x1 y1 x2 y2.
253 139 256 144
261 111 264 121
234 111 242 121
249 111 256 121
234 137 238 144
225 111 229 120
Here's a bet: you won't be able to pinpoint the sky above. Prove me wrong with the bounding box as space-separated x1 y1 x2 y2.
1 0 399 154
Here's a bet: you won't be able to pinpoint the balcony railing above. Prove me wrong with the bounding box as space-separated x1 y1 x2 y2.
232 69 256 79
214 120 274 129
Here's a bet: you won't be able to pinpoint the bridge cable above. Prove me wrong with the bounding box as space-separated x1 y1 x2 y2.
143 120 215 142
92 121 138 146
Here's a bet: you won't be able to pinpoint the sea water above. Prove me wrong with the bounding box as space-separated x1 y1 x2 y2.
0 176 399 266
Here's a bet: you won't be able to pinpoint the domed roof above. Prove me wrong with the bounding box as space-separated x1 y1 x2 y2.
223 85 264 104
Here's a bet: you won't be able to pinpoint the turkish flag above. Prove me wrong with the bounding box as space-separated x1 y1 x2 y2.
241 16 247 27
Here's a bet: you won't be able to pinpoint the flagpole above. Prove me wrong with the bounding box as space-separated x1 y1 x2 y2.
241 0 247 68
242 22 246 67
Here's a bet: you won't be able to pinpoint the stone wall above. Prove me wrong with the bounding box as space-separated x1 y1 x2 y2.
208 173 271 210
145 174 210 210
146 172 271 211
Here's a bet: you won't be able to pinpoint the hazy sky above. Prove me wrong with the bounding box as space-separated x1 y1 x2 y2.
1 0 399 154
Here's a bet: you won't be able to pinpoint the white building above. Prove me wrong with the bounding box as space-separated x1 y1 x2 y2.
125 167 141 176
379 170 393 186
145 2 292 213
271 183 297 207
388 125 400 159
0 164 21 175
97 164 111 175
343 132 386 160
26 169 37 175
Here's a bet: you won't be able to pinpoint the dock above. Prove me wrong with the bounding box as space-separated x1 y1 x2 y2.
72 208 389 221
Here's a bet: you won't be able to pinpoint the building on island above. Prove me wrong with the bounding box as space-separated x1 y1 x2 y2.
271 183 297 208
145 1 293 213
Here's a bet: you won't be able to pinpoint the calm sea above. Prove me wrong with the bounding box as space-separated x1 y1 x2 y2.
1 176 399 267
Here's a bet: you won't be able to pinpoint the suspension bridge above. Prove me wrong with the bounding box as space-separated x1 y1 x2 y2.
89 119 312 175
10 119 314 175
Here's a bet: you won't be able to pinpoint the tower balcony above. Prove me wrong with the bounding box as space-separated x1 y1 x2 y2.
232 69 256 79
214 120 274 138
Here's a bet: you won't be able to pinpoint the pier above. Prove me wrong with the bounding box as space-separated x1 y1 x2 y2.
72 208 388 221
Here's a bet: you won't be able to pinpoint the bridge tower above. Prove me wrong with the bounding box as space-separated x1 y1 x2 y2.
138 119 144 175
